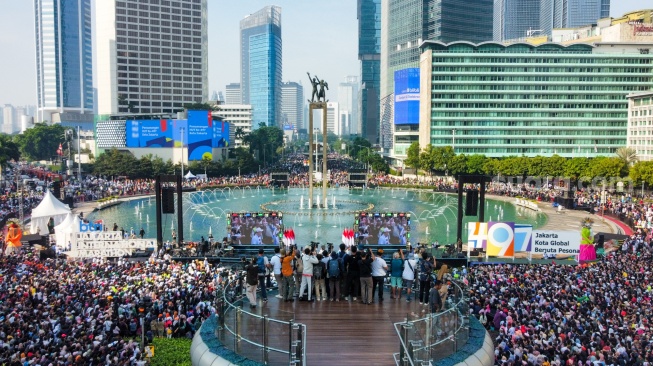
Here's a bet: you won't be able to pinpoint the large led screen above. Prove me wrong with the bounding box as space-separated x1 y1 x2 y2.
394 68 420 125
126 110 229 160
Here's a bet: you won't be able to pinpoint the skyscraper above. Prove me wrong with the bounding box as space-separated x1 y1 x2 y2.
281 82 304 130
358 0 381 144
381 0 493 157
338 76 359 136
540 0 610 35
34 0 93 123
225 83 242 105
94 0 208 115
240 5 282 129
493 0 541 41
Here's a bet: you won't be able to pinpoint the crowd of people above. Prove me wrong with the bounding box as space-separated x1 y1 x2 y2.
471 239 653 366
0 250 223 365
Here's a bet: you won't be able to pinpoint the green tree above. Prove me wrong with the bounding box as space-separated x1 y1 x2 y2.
563 157 590 182
184 102 213 111
234 127 246 142
93 148 140 178
629 161 653 187
14 123 66 161
349 137 372 159
448 154 468 175
482 158 500 177
242 123 284 166
615 147 638 167
405 142 420 170
0 134 20 170
587 157 626 179
419 144 438 176
465 154 487 175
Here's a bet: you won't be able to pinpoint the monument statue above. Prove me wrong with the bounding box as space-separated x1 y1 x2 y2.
307 72 320 102
318 79 329 102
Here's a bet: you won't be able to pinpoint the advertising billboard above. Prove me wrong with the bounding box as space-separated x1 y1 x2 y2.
394 68 420 125
125 110 230 160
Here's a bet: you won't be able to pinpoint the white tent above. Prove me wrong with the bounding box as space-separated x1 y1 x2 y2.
184 171 196 179
30 190 72 234
54 213 75 248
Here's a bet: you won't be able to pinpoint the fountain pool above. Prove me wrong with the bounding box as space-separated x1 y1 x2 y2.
88 187 546 245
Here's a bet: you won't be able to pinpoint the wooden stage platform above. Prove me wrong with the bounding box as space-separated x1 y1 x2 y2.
218 292 436 366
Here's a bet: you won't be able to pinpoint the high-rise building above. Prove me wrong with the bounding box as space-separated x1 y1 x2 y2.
225 83 242 105
312 102 340 135
212 104 252 148
338 76 359 136
94 0 208 116
34 0 93 123
540 0 610 36
381 0 493 158
240 6 282 129
358 0 381 144
419 41 653 157
281 82 304 130
2 105 16 134
493 0 540 41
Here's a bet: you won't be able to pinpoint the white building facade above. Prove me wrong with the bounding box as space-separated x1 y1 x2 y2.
337 76 359 136
628 91 653 161
212 104 252 148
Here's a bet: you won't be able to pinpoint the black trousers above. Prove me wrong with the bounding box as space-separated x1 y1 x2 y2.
372 276 385 301
345 271 360 297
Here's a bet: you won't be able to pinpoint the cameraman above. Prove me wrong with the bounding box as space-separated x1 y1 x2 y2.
298 247 319 302
281 247 296 302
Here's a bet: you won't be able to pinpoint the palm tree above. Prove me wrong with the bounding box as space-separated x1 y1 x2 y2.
615 147 638 167
234 127 245 141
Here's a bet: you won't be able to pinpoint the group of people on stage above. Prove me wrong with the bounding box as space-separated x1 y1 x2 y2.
240 243 450 315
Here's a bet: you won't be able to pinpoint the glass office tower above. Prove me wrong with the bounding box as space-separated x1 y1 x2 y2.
493 0 540 41
240 6 282 129
35 0 93 122
419 41 653 157
358 0 381 144
381 0 493 156
540 0 610 35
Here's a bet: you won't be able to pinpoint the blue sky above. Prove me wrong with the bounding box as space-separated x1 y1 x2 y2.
0 0 644 108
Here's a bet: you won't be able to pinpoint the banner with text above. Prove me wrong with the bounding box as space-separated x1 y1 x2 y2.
531 231 581 255
487 222 515 257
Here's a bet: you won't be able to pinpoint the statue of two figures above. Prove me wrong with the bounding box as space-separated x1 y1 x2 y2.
307 72 328 103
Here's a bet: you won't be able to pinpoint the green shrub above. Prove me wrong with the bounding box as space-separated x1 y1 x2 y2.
149 337 192 366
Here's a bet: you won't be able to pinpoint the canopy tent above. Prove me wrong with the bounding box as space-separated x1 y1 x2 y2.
184 171 196 179
54 213 75 248
29 190 71 234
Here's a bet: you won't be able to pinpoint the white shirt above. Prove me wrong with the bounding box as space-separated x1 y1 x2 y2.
270 254 282 275
402 259 418 280
371 257 388 277
251 234 263 245
379 233 390 245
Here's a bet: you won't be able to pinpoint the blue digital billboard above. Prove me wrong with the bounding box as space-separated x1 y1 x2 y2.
126 110 229 160
394 68 420 125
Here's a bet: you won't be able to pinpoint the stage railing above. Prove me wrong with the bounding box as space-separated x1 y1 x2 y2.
216 272 307 365
393 280 470 365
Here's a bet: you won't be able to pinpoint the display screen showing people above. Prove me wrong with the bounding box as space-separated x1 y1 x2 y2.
228 212 283 245
355 212 410 245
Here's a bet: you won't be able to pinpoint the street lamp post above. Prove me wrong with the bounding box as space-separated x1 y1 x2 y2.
452 129 456 153
642 180 645 198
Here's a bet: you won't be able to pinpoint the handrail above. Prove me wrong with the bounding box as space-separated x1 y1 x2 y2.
393 279 469 365
217 272 307 365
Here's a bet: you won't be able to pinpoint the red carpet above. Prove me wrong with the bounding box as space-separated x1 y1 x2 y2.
602 215 634 236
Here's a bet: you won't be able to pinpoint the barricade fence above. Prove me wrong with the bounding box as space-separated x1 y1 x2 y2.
215 271 307 365
393 280 470 365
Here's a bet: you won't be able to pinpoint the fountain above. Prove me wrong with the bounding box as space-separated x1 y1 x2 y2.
88 187 544 245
